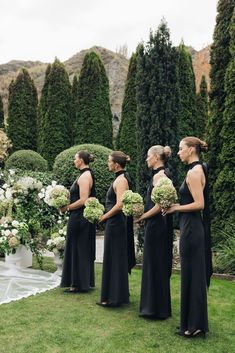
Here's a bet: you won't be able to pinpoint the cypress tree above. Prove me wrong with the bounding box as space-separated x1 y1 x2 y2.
71 75 79 146
196 75 209 139
116 53 138 184
37 64 51 151
74 52 113 149
0 95 4 129
136 20 179 195
38 59 72 168
7 68 38 152
207 0 235 186
177 43 198 139
212 11 235 243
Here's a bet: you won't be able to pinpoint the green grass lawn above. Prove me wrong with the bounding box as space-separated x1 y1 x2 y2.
0 259 234 353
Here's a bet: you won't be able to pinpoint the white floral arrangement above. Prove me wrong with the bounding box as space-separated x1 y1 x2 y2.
46 227 66 258
0 219 30 255
39 181 70 209
151 177 178 209
83 197 105 223
121 190 144 217
12 176 43 196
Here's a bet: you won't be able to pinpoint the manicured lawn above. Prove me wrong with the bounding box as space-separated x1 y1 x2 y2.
0 259 234 353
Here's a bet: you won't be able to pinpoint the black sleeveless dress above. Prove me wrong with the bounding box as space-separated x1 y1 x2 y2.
100 171 130 306
179 162 209 333
61 168 96 290
139 167 173 319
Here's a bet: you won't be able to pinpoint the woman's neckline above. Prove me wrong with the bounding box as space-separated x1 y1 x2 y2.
187 161 202 170
79 167 91 174
152 166 165 176
115 170 125 178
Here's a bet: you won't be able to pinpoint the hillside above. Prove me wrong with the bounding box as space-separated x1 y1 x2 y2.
0 45 211 135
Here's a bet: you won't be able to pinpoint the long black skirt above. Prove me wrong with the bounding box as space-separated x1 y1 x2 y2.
139 215 171 319
61 211 93 291
100 213 129 305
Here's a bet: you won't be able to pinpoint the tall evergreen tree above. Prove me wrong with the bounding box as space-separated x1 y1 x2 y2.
116 53 138 184
207 0 235 186
177 43 198 139
213 11 235 242
0 95 4 129
38 59 72 168
7 68 38 152
71 75 79 146
136 20 179 195
37 64 51 151
196 75 209 139
74 52 113 148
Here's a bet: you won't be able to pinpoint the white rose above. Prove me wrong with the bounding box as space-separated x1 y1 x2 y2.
57 220 62 224
52 181 57 187
4 229 11 236
9 169 15 175
2 184 9 189
12 229 18 235
4 223 8 228
59 229 64 235
5 190 12 199
38 192 44 199
12 220 19 227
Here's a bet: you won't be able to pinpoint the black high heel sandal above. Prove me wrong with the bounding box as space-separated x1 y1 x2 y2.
185 330 206 339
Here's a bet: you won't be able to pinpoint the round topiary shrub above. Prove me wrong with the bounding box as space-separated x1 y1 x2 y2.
53 144 113 204
5 150 48 172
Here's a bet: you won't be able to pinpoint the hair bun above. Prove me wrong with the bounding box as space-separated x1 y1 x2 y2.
163 146 172 158
89 154 95 162
200 141 208 153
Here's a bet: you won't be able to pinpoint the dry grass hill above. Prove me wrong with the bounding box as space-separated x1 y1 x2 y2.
0 45 211 135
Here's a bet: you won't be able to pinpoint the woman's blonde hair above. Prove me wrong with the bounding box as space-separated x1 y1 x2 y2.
149 145 172 162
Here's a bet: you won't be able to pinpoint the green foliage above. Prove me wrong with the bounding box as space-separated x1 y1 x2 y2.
177 43 198 185
212 13 235 243
207 0 235 186
70 75 78 145
74 52 113 149
14 169 54 185
196 75 209 139
53 143 113 204
38 59 72 168
116 54 138 185
136 20 179 195
7 68 38 152
213 221 235 274
37 64 51 152
177 43 198 139
5 150 48 172
0 95 4 128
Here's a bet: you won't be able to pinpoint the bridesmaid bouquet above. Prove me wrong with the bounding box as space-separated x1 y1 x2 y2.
83 197 105 223
151 178 177 209
121 190 144 217
42 182 70 209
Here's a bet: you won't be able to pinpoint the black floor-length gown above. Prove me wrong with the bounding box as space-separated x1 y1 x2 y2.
61 168 96 290
179 161 209 333
100 171 129 306
139 166 173 319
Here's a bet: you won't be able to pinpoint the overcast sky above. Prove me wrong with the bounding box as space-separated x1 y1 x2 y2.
0 0 218 64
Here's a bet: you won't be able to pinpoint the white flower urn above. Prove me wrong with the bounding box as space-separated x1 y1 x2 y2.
5 245 33 268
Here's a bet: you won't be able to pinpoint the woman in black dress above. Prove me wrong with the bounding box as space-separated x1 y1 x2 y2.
60 150 96 293
97 151 131 307
163 136 212 338
137 145 173 319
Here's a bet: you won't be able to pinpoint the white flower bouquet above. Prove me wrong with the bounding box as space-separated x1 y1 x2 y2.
42 182 70 209
151 177 177 209
83 198 105 223
0 219 30 255
121 190 144 217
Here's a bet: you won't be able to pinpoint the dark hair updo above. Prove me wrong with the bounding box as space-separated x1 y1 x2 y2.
110 151 130 168
182 136 208 155
76 150 94 165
